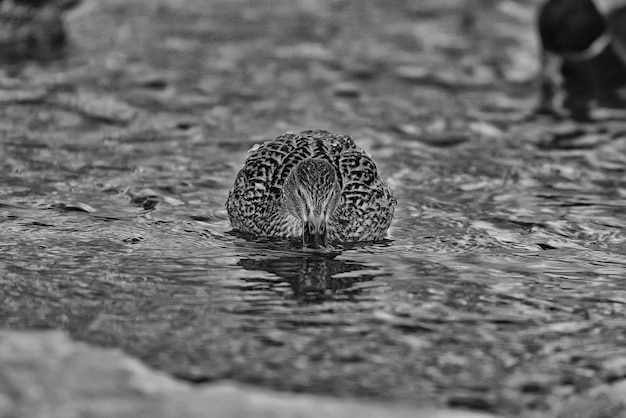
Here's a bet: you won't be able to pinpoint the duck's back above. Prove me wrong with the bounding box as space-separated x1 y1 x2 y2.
226 130 396 242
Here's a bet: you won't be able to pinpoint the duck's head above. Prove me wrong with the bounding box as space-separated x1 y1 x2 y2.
283 158 341 248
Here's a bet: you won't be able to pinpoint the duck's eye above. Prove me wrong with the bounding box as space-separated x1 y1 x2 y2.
308 222 316 234
319 223 326 233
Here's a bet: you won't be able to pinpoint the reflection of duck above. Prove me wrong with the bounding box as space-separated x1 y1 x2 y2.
238 253 384 304
0 0 80 63
226 130 396 248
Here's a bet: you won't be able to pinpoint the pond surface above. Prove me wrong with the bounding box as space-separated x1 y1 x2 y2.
2 0 626 416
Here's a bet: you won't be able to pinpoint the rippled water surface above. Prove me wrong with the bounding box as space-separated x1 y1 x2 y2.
2 0 626 415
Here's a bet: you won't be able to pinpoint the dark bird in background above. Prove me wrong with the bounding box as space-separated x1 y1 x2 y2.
537 0 626 120
0 0 81 63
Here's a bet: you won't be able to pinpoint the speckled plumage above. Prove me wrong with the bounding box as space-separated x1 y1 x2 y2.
226 130 396 243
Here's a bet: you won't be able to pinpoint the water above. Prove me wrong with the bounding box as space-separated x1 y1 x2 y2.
2 0 626 415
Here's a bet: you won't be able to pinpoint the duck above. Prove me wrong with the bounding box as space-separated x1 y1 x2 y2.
226 130 396 247
537 0 626 120
0 0 81 63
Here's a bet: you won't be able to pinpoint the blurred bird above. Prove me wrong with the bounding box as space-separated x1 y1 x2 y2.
0 0 81 63
537 0 626 120
226 130 396 248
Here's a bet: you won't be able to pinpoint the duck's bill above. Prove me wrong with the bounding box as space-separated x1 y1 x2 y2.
303 228 327 248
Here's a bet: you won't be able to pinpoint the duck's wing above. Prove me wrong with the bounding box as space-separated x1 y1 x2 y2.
333 148 396 241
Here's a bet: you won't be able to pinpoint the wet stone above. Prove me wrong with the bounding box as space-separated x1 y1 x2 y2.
601 357 626 382
0 330 501 418
51 91 139 124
